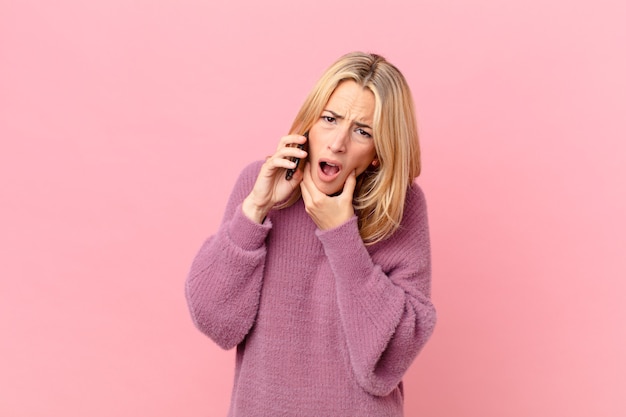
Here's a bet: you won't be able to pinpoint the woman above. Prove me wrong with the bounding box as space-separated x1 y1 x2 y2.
186 52 436 416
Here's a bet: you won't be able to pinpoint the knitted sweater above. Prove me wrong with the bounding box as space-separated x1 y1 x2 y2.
186 161 436 417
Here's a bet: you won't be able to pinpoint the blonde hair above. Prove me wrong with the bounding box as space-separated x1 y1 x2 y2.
284 51 421 245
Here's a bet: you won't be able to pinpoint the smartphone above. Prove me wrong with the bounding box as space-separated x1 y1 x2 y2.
285 132 308 180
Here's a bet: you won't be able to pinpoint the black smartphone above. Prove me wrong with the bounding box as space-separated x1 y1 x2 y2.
285 132 308 180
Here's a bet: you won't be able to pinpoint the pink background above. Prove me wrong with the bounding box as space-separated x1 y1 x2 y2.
1 0 625 415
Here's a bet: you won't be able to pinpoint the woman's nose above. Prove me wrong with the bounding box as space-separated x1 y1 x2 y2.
328 129 349 153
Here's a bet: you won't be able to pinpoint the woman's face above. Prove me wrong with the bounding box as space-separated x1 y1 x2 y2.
307 80 377 196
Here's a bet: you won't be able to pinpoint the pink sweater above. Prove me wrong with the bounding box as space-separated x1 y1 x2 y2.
186 161 436 416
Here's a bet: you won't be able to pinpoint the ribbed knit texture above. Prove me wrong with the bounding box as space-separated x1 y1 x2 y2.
186 161 436 417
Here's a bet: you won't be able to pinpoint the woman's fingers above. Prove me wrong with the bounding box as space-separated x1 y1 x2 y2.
276 133 307 151
260 135 308 173
338 170 357 202
300 164 356 230
243 134 309 223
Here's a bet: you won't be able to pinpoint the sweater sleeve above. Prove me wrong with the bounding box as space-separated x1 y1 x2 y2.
315 184 437 396
185 161 271 350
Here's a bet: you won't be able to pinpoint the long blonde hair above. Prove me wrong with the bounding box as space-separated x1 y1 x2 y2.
284 51 421 245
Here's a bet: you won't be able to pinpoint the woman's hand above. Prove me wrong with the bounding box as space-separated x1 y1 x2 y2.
300 162 357 230
242 134 308 223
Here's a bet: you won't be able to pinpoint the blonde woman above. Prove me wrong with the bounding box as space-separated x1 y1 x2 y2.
186 52 436 416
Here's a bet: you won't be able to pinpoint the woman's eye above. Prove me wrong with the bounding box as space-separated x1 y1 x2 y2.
356 128 372 138
323 116 336 123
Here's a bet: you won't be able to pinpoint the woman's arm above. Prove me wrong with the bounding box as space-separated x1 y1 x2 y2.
316 185 437 396
185 161 271 350
186 132 307 349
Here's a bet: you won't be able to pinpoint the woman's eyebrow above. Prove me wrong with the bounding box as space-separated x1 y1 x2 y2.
323 109 372 130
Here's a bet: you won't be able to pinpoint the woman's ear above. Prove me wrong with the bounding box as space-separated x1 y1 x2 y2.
371 158 379 167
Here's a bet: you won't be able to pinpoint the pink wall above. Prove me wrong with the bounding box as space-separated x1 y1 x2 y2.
1 0 624 415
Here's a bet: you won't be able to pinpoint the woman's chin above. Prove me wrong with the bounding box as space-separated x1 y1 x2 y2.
313 177 343 196
322 183 344 197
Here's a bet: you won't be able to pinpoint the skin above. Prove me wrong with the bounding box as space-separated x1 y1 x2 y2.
243 80 377 230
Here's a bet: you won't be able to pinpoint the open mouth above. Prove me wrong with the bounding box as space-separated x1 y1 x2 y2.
320 161 341 177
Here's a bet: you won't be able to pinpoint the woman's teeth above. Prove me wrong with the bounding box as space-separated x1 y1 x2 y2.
321 162 340 175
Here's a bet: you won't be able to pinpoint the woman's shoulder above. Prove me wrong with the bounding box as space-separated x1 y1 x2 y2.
367 182 430 269
389 182 429 243
369 182 429 250
239 160 265 180
403 181 428 223
220 160 266 212
230 160 264 191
